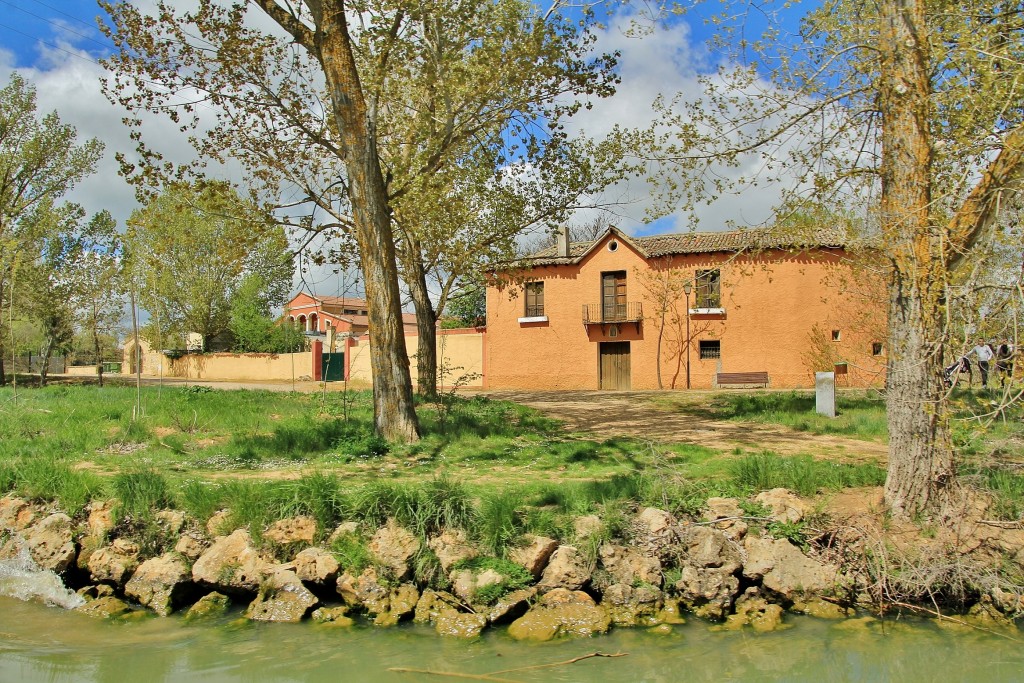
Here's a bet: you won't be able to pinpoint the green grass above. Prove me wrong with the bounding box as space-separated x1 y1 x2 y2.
112 469 175 521
732 451 886 496
1 381 1020 551
669 390 890 440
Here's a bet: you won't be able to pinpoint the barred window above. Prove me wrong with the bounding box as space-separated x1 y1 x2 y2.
695 269 721 308
525 281 545 317
699 340 721 359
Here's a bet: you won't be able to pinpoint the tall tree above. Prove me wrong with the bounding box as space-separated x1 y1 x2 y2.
101 0 620 433
69 212 123 386
0 74 103 384
125 181 293 350
103 0 421 441
631 0 1024 517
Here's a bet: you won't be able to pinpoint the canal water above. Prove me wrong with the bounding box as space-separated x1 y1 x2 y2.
1 560 1022 682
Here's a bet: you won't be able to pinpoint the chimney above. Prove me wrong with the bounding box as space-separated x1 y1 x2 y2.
556 225 570 258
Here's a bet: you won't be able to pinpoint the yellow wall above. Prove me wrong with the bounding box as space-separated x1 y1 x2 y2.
122 338 315 382
347 330 485 388
486 235 886 390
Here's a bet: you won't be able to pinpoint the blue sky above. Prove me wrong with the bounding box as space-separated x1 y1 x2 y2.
0 0 808 244
0 0 113 65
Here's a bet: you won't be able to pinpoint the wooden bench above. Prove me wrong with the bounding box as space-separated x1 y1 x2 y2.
716 371 770 388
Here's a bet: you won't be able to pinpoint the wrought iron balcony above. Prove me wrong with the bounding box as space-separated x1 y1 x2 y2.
582 301 643 325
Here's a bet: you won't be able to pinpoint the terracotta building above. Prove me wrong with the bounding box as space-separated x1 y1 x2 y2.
284 293 418 337
485 226 885 390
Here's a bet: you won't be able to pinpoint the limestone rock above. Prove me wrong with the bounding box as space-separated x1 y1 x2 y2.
601 583 663 626
373 583 419 627
24 513 76 573
155 510 187 535
743 536 842 600
435 609 488 638
754 489 809 524
185 592 231 621
722 590 786 632
77 584 116 601
412 589 488 637
125 552 193 616
573 515 603 539
368 520 420 579
327 522 361 545
507 588 610 641
264 516 316 546
192 529 271 593
633 508 680 561
246 567 319 622
704 497 748 541
292 547 340 585
674 565 741 620
537 546 590 592
311 605 354 627
791 597 851 619
0 496 37 531
486 588 536 624
85 500 116 537
450 567 504 605
414 589 459 624
76 596 134 619
75 535 104 573
679 526 742 572
597 544 662 588
87 540 140 587
508 535 558 578
206 510 232 536
337 567 418 626
174 533 209 561
427 529 476 572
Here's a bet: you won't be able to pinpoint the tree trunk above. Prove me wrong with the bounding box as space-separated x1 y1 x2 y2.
93 323 104 388
39 335 53 387
405 240 439 398
878 0 956 519
313 3 419 442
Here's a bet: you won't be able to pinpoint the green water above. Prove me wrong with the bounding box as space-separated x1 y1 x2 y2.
1 597 1021 683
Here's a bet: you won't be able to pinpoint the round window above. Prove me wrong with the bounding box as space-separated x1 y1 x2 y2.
608 240 618 252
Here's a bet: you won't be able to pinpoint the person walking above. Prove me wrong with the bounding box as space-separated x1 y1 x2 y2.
971 339 994 387
996 341 1015 388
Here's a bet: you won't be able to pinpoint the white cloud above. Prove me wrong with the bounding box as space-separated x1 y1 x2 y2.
563 11 803 237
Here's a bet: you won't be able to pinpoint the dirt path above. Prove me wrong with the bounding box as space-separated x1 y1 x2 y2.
90 376 887 462
483 389 888 462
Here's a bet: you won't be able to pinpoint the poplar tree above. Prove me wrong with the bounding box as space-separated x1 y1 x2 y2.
0 74 103 384
101 0 619 431
632 0 1024 517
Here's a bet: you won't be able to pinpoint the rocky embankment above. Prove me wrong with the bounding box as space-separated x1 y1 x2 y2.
0 490 1019 639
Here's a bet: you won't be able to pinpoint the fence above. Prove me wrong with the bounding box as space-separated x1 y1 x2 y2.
9 354 67 374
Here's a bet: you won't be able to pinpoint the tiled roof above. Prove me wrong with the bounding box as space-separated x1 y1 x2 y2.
316 295 369 308
522 227 849 266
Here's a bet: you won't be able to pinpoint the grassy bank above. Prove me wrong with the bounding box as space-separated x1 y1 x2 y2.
1 383 1021 549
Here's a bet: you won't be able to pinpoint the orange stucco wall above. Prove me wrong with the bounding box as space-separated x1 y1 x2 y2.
486 234 886 390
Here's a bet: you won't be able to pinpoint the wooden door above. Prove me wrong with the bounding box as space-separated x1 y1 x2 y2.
600 342 631 390
602 271 626 321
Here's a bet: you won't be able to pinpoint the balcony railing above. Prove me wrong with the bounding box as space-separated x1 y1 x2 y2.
582 301 643 325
